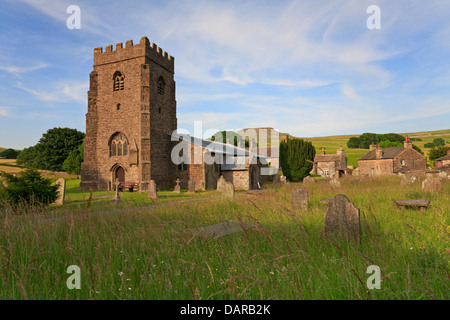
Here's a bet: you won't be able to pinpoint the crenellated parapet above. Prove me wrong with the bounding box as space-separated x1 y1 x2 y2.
93 36 174 71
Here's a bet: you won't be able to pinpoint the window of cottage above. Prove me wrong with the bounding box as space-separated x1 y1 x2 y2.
400 159 405 166
113 71 124 91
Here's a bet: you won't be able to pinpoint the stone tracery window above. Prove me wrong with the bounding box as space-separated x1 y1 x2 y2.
113 71 124 91
110 133 128 157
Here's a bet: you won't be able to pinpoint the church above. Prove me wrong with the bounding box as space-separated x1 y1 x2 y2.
80 36 268 192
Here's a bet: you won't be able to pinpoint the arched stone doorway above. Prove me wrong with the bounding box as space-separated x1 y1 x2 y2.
111 165 125 190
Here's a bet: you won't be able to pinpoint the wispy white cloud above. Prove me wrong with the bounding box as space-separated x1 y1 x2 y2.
0 107 15 118
0 63 49 75
16 81 88 103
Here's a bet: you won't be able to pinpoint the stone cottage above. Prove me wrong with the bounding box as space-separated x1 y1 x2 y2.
310 146 349 178
354 137 426 176
435 149 450 168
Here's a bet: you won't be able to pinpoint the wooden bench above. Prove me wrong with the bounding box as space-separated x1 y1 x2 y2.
395 199 430 211
118 182 139 192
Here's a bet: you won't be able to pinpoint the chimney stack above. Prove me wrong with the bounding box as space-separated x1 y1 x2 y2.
284 135 288 143
321 148 326 155
369 142 376 152
404 136 412 149
376 144 382 159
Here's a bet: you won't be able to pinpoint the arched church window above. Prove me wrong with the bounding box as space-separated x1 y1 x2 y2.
113 71 125 91
110 133 128 156
157 76 165 95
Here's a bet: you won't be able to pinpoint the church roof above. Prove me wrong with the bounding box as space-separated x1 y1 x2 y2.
359 147 405 160
170 133 267 158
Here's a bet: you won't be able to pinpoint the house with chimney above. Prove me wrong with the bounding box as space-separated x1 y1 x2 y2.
310 146 349 178
435 149 450 169
354 137 426 176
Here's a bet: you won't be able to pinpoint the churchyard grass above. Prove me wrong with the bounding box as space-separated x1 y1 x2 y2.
0 176 448 300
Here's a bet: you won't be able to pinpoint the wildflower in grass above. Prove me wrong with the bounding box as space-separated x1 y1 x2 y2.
118 271 124 276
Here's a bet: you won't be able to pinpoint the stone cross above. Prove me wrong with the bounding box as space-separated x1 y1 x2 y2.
113 178 122 204
54 178 66 205
291 188 308 211
324 194 361 243
187 179 196 193
148 180 157 199
173 178 181 193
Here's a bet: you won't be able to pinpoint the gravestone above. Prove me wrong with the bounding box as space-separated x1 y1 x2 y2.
291 188 308 211
438 171 447 179
112 179 122 204
329 178 341 188
173 178 181 193
401 175 419 186
192 221 258 239
188 179 196 193
217 175 234 198
303 176 315 184
54 178 66 205
422 177 441 193
324 194 361 243
279 175 287 184
272 175 280 184
148 180 157 199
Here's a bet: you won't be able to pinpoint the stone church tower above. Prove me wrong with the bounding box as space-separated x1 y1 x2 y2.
80 36 177 191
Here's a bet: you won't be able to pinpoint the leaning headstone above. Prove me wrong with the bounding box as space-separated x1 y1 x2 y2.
112 179 122 204
148 180 157 199
173 178 181 193
192 221 258 239
54 178 66 205
324 194 361 243
303 176 315 184
217 176 234 198
329 178 341 188
291 188 309 211
279 175 287 184
188 179 196 193
422 177 441 193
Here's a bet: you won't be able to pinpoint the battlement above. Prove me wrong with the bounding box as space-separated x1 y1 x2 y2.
93 36 174 67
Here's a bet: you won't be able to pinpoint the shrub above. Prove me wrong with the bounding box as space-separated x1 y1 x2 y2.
0 168 58 206
424 142 435 148
279 138 315 181
432 137 445 147
0 148 20 159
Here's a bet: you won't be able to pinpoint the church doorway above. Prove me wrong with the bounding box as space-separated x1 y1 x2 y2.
114 166 125 190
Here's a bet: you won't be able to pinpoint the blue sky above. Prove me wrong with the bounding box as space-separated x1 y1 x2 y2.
1 0 450 149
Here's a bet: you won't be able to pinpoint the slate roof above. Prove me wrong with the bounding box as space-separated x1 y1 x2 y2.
170 133 268 170
436 153 450 161
359 147 405 160
314 154 341 162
